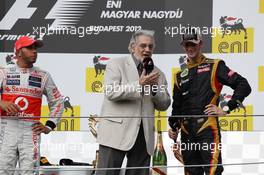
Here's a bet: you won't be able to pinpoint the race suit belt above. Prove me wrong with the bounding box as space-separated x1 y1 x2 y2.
182 117 207 125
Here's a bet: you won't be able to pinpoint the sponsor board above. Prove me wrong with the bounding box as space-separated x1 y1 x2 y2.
259 66 264 92
212 28 254 53
219 105 253 131
40 97 80 131
155 110 167 132
85 67 104 93
85 68 104 93
260 0 264 13
171 68 181 93
212 16 254 53
85 56 109 93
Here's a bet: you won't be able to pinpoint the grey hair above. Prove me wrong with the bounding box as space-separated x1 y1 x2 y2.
128 30 155 53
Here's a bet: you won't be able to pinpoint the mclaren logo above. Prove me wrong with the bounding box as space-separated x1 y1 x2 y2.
0 0 94 30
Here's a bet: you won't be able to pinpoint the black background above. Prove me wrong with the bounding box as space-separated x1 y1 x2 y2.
0 0 212 53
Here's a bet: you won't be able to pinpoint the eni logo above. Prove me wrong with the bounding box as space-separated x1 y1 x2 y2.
86 56 110 93
220 16 247 39
219 105 253 131
15 97 29 111
40 97 81 131
212 16 254 53
93 56 109 77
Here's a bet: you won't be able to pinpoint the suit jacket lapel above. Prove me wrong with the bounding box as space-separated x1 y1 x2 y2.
126 56 139 80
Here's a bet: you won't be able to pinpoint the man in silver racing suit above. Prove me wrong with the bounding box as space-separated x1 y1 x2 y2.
0 36 64 175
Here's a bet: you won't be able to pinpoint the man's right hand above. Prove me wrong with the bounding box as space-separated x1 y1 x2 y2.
0 101 21 115
168 128 179 140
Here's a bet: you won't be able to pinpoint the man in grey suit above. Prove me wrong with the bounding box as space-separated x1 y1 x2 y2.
96 30 170 175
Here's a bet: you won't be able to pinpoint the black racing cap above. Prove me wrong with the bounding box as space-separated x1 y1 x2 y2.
181 27 202 45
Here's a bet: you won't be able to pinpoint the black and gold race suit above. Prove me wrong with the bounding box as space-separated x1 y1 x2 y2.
169 55 251 175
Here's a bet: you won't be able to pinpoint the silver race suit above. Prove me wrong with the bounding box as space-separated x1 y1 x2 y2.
0 64 64 175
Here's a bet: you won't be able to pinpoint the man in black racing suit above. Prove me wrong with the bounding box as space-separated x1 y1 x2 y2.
168 28 251 175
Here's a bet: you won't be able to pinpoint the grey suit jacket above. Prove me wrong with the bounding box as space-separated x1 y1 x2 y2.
97 56 170 155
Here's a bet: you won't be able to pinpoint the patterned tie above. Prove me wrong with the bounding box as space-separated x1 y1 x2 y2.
137 63 144 95
137 63 143 76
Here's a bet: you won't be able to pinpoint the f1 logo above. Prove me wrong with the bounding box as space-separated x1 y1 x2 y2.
0 0 93 31
0 0 36 30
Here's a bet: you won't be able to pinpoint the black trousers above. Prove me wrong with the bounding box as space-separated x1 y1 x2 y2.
96 122 150 175
181 117 224 175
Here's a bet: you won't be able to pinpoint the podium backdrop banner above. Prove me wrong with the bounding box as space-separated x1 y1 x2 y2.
0 0 212 53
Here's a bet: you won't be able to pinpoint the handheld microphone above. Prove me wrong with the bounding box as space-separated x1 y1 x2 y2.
59 159 93 166
142 57 154 75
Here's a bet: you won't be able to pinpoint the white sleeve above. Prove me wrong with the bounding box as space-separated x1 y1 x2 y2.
43 72 64 129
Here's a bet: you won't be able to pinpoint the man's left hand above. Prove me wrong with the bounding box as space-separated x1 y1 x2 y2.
32 122 51 135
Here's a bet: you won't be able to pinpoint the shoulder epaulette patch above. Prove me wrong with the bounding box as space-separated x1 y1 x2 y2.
205 58 214 63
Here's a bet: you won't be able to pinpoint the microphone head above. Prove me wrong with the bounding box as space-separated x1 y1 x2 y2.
143 57 154 74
